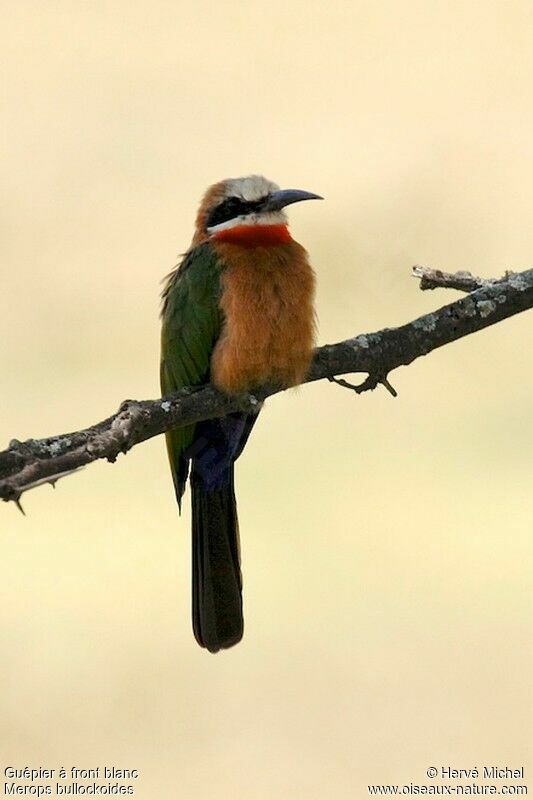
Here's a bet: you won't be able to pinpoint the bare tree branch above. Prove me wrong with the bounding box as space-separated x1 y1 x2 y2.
1 266 532 506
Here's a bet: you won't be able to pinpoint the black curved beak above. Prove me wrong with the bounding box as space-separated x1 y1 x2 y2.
263 189 323 212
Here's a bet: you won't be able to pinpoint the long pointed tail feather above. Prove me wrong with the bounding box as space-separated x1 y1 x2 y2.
191 470 243 652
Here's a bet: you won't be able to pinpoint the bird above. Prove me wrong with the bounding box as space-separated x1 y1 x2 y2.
160 175 321 653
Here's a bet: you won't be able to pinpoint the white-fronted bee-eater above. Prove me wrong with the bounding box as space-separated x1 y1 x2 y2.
160 175 321 652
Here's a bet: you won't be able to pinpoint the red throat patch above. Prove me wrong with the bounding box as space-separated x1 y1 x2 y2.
212 224 292 248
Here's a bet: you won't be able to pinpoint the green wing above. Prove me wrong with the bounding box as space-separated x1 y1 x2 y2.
160 242 222 506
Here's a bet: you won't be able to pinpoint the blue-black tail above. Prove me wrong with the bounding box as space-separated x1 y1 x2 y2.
188 411 258 652
191 469 243 652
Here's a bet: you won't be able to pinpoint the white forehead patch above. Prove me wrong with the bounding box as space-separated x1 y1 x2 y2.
224 175 279 202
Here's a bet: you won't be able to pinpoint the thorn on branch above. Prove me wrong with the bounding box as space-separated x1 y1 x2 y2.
1 466 85 509
380 377 398 397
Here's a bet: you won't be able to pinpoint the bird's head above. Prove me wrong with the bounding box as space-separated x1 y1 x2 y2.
192 175 322 247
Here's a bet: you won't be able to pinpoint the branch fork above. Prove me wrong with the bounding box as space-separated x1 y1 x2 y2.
328 373 397 397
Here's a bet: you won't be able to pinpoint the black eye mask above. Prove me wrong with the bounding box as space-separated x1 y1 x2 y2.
206 196 266 229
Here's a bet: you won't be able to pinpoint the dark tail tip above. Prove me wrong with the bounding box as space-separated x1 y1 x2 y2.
197 625 244 654
191 474 244 653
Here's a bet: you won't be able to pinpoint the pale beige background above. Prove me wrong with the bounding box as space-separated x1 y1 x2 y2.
1 1 532 798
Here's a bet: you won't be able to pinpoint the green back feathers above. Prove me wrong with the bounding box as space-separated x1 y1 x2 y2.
160 242 223 504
